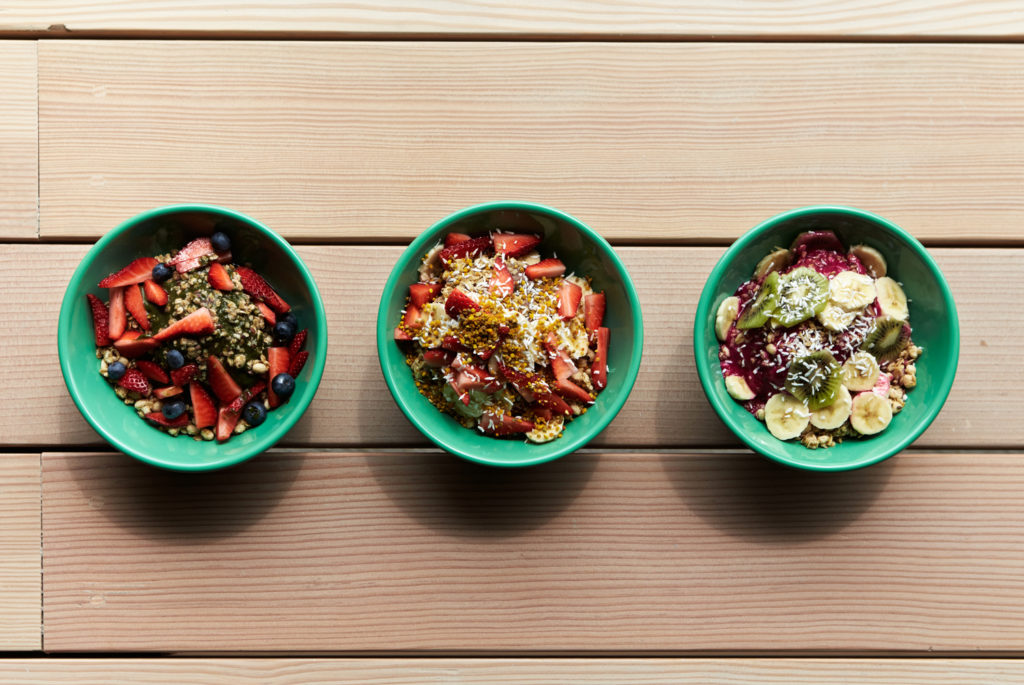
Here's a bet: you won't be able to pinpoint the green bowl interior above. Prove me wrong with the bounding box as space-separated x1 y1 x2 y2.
694 206 960 471
377 202 644 467
58 205 327 471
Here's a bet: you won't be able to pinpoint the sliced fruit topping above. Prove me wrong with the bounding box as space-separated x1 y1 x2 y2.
479 410 535 436
236 266 291 314
763 392 810 441
490 259 515 297
816 304 857 332
871 372 892 398
438 236 491 265
113 335 159 358
441 335 470 353
849 244 887 278
828 270 876 310
394 326 413 341
725 375 756 401
142 279 168 306
422 349 455 367
526 415 564 443
409 282 442 308
216 406 242 442
206 354 242 403
771 267 829 327
841 351 881 392
492 233 542 258
146 411 190 428
267 347 290 408
809 385 853 430
207 262 234 290
135 360 169 384
169 363 199 387
544 333 578 380
151 262 173 283
584 292 606 332
861 317 910 361
737 272 779 330
444 232 472 247
444 288 481 318
790 230 844 254
154 307 215 341
524 258 565 280
850 391 892 435
170 237 227 274
116 368 151 396
108 287 127 339
753 248 794 281
256 302 277 324
874 276 909 321
153 385 184 399
535 390 574 417
555 378 593 405
557 280 583 319
124 283 150 330
86 294 110 346
226 380 266 414
591 326 610 390
288 350 309 377
784 351 841 411
99 257 160 288
715 295 739 341
288 329 308 358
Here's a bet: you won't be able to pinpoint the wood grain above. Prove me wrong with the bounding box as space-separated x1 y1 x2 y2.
38 41 1024 244
0 42 38 239
6 1 1024 38
41 450 1024 652
5 658 1024 683
0 454 40 651
2 245 1015 449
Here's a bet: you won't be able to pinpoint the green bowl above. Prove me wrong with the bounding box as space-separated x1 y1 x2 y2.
58 204 327 471
694 205 959 471
377 201 644 467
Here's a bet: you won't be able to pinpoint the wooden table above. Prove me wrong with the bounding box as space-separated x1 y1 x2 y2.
2 3 1024 681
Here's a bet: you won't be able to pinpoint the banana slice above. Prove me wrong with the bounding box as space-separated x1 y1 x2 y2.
850 391 893 435
715 296 740 341
849 244 887 278
725 374 756 400
810 385 852 430
816 304 857 331
875 277 909 321
828 270 876 310
841 351 881 391
526 415 564 443
753 248 793 280
764 392 810 441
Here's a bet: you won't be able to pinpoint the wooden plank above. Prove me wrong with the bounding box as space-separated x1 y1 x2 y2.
0 454 40 651
5 658 1024 683
1 245 1016 449
6 2 1024 38
38 41 1024 244
41 450 1024 652
0 42 38 239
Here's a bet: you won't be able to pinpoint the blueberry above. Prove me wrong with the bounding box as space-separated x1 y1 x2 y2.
243 401 267 426
273 320 296 343
281 312 298 328
107 361 126 381
165 349 185 370
151 263 173 282
161 399 186 420
271 373 295 400
210 231 231 252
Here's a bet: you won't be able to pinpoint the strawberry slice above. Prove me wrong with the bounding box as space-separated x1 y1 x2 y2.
86 294 111 346
98 257 160 288
525 258 565 280
267 347 290 408
206 355 242 403
170 363 199 386
584 292 605 332
288 350 309 377
479 410 534 436
535 390 573 417
454 365 502 395
135 360 169 384
497 363 549 400
532 407 554 422
403 303 424 329
490 259 514 297
394 326 413 341
476 324 510 362
544 333 577 381
169 238 220 274
444 288 481 318
438 236 491 265
153 385 184 399
226 380 267 414
288 329 308 358
256 302 276 324
189 383 217 429
492 233 541 259
116 368 151 396
422 349 455 367
444 233 472 247
236 266 290 314
108 287 126 339
448 379 471 406
146 411 190 428
441 336 470 353
409 282 442 308
153 307 215 341
591 326 609 390
216 406 242 442
143 279 168 306
555 378 593 405
124 283 150 330
207 262 234 291
557 280 583 319
113 335 159 359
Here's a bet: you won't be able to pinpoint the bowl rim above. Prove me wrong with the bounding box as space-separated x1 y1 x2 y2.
376 200 644 467
57 203 328 472
693 204 960 472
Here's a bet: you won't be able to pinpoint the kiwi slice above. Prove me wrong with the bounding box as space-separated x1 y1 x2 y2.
861 317 910 361
771 267 829 327
785 351 842 411
737 272 779 330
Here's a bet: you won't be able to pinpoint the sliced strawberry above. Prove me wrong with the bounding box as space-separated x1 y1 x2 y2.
189 383 217 429
422 349 455 367
453 365 502 395
492 233 541 259
448 379 471 406
108 287 126 339
403 303 424 329
216 405 241 442
267 346 290 408
124 283 150 331
153 307 215 341
142 279 168 306
556 378 594 405
86 294 110 346
409 282 442 308
236 266 290 314
438 236 491 265
557 280 583 319
497 363 549 401
206 354 242 403
490 259 514 297
113 335 159 359
288 329 308 358
584 292 606 332
544 333 577 380
444 288 481 318
117 329 141 341
135 360 169 384
444 232 472 247
479 410 534 436
256 302 276 324
394 326 413 342
476 324 510 362
226 380 267 414
116 368 151 396
288 350 309 377
145 411 190 428
153 385 184 399
592 326 610 390
98 257 160 288
441 335 470 353
525 258 565 280
170 363 199 387
169 238 216 273
535 390 573 417
532 407 554 422
207 262 234 291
